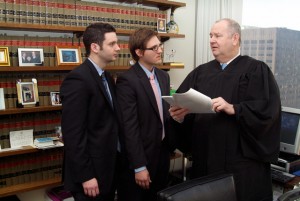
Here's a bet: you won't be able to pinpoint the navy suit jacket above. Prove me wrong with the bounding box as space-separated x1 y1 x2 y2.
116 63 173 178
60 59 121 194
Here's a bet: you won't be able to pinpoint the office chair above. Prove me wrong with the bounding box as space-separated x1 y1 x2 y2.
277 187 300 201
157 173 237 201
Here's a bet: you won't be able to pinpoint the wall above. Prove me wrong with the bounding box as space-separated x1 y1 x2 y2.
165 0 196 89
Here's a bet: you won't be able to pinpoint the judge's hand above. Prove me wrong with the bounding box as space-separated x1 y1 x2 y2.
135 169 152 189
82 178 100 197
169 106 189 123
212 97 235 115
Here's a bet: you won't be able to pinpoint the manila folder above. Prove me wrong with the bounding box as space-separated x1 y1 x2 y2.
162 88 215 113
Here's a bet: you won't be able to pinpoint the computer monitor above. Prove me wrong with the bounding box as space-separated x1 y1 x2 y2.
280 106 300 155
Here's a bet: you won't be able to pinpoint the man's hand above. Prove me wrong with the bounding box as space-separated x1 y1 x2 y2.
82 178 100 197
169 106 189 122
212 97 235 115
135 169 151 189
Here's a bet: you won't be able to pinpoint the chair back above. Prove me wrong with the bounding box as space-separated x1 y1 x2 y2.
157 173 237 201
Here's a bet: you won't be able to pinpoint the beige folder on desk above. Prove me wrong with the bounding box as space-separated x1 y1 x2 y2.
162 88 215 113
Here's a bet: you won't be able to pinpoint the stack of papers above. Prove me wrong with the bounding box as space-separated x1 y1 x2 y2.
34 137 63 149
162 88 215 113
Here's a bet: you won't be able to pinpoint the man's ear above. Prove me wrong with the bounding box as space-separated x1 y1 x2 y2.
90 43 100 54
135 49 144 58
232 33 240 46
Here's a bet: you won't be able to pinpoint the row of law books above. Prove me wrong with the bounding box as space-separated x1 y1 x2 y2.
0 111 61 149
0 0 167 31
0 34 133 67
0 148 62 188
0 73 66 109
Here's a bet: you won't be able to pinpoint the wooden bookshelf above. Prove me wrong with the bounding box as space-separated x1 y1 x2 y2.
143 0 186 11
0 64 184 72
0 106 62 116
0 0 186 197
0 22 185 41
0 178 62 197
0 146 38 158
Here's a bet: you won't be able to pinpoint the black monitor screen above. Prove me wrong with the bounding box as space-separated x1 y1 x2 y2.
280 112 300 145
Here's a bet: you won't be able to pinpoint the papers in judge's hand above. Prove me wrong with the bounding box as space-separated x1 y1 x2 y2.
162 88 215 113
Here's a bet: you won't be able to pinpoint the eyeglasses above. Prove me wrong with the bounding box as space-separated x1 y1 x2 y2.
143 43 164 52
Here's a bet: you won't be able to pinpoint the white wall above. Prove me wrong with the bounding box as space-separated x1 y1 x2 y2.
165 0 197 90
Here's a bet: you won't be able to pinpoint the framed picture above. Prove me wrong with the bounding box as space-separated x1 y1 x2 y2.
56 46 82 65
50 92 62 106
18 48 44 66
0 47 10 66
16 78 39 107
157 18 167 33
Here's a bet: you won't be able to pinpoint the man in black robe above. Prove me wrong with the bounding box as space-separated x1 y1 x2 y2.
169 18 281 201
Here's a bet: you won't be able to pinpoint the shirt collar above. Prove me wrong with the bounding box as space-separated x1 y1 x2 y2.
88 58 104 76
138 62 156 79
221 49 240 66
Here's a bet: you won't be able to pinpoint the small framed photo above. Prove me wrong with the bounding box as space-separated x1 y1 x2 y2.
50 92 61 106
157 18 166 33
0 47 10 66
16 78 39 107
18 48 44 66
56 46 82 66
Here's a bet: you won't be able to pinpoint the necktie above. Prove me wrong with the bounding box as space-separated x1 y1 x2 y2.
149 74 165 140
221 63 228 70
101 73 113 107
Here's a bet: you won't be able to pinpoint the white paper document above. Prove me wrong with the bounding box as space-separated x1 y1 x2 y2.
162 88 215 113
9 129 34 148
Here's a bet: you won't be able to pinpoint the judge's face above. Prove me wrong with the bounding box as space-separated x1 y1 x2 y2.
137 36 163 70
209 20 239 62
92 32 120 65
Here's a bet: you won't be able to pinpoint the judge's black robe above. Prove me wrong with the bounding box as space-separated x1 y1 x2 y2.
173 55 281 201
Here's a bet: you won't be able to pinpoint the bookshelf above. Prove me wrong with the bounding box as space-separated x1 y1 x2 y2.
0 178 62 197
0 22 185 43
0 64 183 73
0 0 185 197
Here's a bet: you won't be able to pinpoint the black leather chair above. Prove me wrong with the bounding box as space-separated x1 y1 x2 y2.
157 173 237 201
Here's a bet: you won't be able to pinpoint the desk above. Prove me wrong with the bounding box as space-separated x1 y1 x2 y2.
284 176 300 192
273 176 300 200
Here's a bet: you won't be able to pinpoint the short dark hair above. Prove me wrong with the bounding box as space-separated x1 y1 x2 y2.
129 28 158 61
83 23 116 56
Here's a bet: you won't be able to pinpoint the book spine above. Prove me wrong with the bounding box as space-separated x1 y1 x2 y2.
0 0 6 22
40 1 46 25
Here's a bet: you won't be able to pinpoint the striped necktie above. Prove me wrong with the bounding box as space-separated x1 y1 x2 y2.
101 73 113 108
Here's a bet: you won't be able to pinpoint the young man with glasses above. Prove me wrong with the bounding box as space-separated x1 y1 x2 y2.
116 28 174 201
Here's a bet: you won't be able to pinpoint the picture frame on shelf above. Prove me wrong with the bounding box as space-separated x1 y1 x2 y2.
157 18 167 33
56 46 82 66
16 78 39 107
50 91 62 106
18 48 44 66
0 47 10 66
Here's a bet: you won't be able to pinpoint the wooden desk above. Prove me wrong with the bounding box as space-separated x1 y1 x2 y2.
284 176 300 192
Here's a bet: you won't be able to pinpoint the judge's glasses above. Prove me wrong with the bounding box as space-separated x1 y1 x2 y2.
143 43 164 52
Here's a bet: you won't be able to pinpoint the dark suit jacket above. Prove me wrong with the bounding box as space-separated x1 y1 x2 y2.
60 59 121 195
116 63 172 178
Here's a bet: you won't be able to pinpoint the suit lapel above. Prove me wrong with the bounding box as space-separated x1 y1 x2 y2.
133 64 161 118
86 60 114 110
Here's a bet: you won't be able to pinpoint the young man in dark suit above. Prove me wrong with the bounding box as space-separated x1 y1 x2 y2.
116 28 173 201
60 23 121 201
